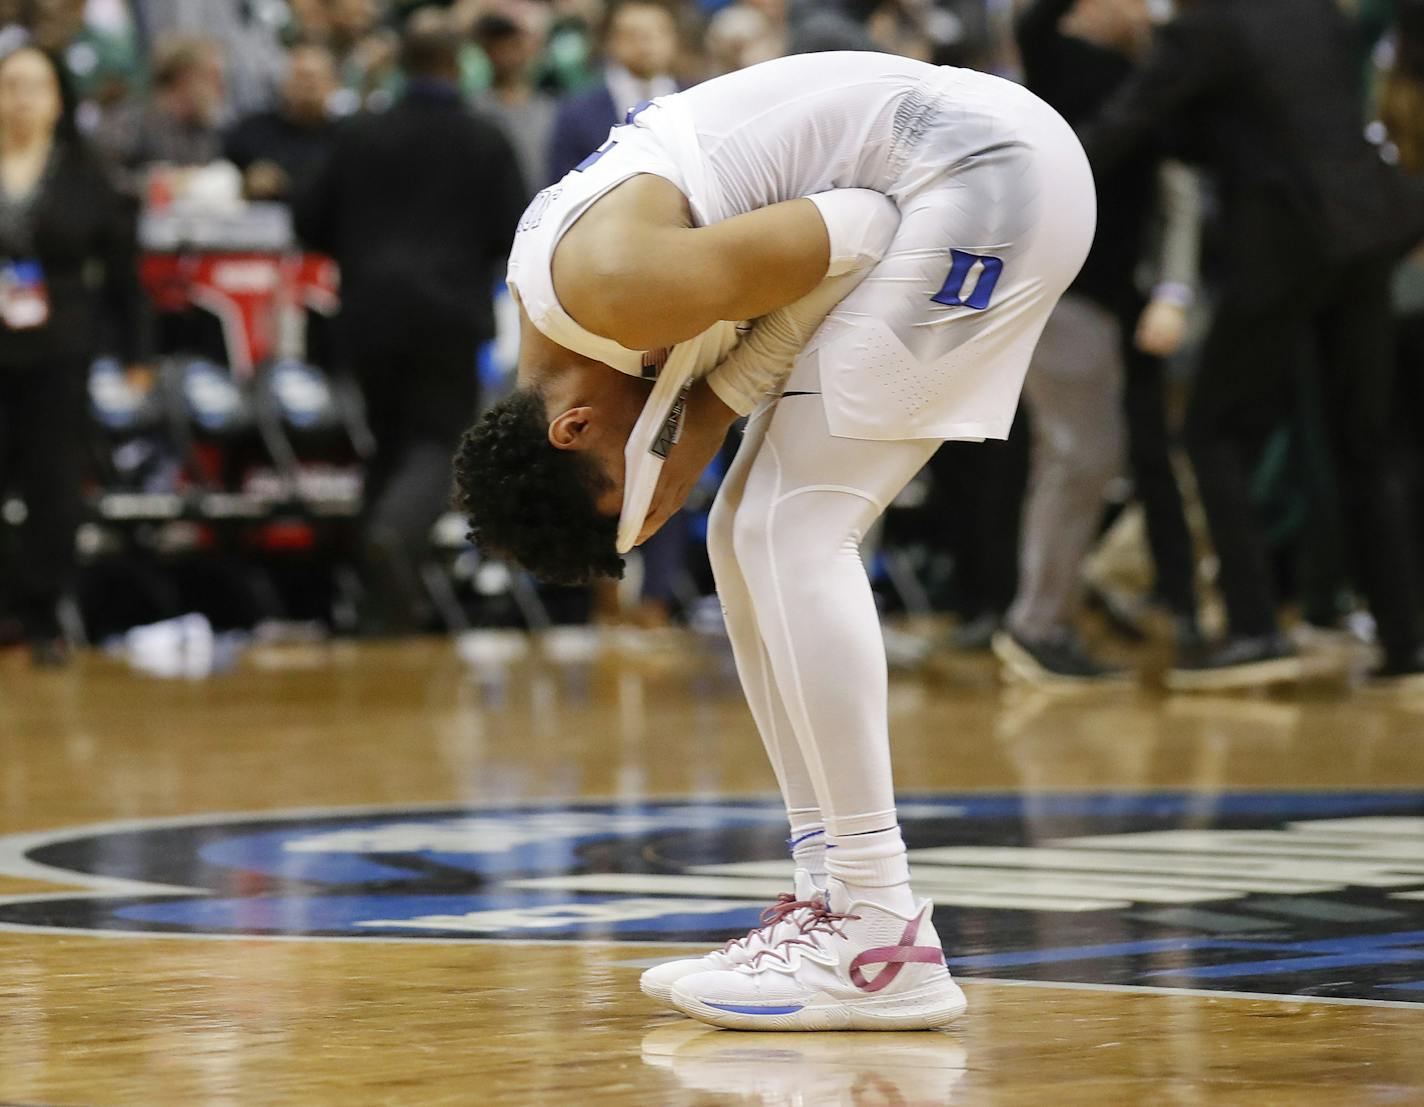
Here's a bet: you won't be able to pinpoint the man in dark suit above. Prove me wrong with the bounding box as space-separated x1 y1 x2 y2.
1085 0 1424 689
546 0 681 183
295 17 526 633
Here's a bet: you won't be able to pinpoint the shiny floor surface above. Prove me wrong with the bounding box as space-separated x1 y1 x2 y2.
1 633 1422 1106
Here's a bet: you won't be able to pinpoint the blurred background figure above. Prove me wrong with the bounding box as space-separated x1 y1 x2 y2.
138 0 286 117
95 32 225 181
705 1 783 75
547 0 680 181
994 0 1202 688
532 0 603 96
294 11 524 635
1086 0 1424 690
224 40 341 202
0 44 146 666
25 0 143 119
473 10 556 194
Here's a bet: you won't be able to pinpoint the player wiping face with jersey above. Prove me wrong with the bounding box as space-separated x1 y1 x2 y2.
455 51 1094 1031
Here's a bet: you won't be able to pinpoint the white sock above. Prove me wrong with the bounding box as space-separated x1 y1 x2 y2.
825 825 915 915
788 813 826 890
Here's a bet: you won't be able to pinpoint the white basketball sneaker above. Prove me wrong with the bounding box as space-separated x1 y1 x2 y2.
667 882 967 1031
639 869 823 1006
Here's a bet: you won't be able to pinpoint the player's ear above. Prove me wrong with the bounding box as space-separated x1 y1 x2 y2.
548 405 596 451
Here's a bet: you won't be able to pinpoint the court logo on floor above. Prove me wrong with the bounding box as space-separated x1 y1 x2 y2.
1 791 1422 1005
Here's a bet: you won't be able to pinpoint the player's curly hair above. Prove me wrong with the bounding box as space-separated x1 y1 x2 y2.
453 388 626 584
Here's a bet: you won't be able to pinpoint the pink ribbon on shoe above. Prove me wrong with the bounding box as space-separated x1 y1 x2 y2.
848 912 946 993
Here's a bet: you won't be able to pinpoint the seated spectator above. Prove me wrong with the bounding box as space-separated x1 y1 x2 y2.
95 32 225 179
224 41 340 201
473 11 555 194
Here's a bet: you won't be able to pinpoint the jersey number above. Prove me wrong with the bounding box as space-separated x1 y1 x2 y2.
931 250 1003 311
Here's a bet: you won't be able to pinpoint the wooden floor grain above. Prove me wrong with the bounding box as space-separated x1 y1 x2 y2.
1 633 1421 1106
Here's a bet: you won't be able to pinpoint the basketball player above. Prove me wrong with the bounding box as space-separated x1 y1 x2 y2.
455 51 1094 1030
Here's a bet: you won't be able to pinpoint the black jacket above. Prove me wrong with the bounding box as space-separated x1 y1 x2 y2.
1017 0 1159 312
1084 0 1424 304
294 83 526 365
0 140 147 369
223 109 339 197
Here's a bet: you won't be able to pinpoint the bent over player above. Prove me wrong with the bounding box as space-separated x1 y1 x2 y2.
455 51 1094 1030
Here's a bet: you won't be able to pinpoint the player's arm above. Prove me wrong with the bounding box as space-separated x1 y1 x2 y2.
555 179 898 351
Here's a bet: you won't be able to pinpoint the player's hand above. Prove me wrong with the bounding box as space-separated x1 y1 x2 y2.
243 160 289 201
636 382 737 545
1134 297 1188 357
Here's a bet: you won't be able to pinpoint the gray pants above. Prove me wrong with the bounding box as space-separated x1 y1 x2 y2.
1007 293 1127 639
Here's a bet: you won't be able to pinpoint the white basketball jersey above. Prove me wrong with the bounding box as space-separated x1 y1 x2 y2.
507 52 1092 444
505 53 979 385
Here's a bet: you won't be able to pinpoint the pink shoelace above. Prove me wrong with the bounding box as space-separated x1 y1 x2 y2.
721 892 821 954
747 902 861 968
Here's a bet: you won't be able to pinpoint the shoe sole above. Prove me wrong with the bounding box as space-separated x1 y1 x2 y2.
1165 652 1337 692
992 633 1136 692
668 975 968 1032
640 976 676 1005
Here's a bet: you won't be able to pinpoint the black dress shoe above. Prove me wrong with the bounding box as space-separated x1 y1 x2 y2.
1166 632 1304 691
992 628 1134 689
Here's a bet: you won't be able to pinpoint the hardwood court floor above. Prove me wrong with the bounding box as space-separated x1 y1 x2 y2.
1 633 1422 1106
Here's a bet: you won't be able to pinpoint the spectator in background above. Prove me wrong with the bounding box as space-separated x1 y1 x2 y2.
1086 0 1424 690
294 13 525 635
546 0 680 182
0 45 147 666
27 0 143 115
138 0 286 117
705 2 783 75
95 32 225 179
286 0 399 112
994 0 1203 686
534 0 603 95
224 41 340 201
473 11 555 193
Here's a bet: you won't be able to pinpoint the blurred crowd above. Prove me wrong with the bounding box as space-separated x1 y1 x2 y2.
1 0 1423 694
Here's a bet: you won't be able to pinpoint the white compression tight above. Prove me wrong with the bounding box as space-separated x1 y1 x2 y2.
707 371 939 904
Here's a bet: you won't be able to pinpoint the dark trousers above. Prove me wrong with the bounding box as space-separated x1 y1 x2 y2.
934 408 1029 620
1183 256 1421 664
1121 332 1197 619
354 354 479 633
0 359 87 640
